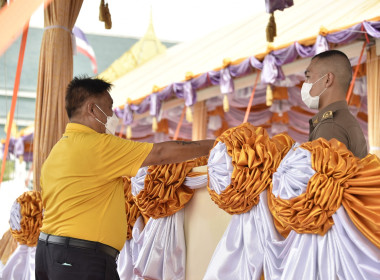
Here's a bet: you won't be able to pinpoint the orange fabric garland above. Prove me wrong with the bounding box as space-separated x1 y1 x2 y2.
134 156 208 219
10 191 43 247
208 123 294 215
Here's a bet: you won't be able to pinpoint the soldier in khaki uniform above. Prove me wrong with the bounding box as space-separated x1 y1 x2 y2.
301 50 367 158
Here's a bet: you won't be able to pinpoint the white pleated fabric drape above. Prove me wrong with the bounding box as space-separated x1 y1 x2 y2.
118 168 187 280
1 200 36 279
117 210 186 280
208 141 233 194
204 145 380 280
0 245 36 280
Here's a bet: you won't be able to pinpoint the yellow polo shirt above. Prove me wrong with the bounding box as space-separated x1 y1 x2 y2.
40 123 153 251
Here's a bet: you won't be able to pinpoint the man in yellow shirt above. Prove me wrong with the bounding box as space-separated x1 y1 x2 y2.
35 76 214 280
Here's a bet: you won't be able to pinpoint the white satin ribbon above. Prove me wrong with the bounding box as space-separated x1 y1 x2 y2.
208 141 233 194
184 174 208 189
9 201 21 231
1 245 36 280
131 167 148 196
131 210 186 280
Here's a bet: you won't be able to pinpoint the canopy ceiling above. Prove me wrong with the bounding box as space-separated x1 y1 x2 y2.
111 0 380 107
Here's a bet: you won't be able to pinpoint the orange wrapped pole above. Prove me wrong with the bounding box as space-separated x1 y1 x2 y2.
173 106 187 140
0 0 51 56
243 70 261 123
0 23 29 187
346 41 366 104
346 23 369 104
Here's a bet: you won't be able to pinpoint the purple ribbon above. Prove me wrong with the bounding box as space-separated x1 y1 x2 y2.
265 0 294 13
220 68 234 95
149 93 161 117
173 81 197 107
122 103 133 125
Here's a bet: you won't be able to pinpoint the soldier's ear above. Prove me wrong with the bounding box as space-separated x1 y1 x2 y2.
325 72 334 88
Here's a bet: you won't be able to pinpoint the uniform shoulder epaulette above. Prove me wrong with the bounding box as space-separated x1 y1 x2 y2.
321 110 333 121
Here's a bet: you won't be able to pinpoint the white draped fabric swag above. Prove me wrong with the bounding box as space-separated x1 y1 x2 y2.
3 130 379 280
1 197 38 279
204 144 380 280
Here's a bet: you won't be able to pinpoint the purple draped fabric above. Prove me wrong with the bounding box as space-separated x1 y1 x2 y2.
149 93 161 117
121 104 133 125
191 73 210 90
326 23 362 44
230 58 256 76
261 54 285 84
265 0 294 13
220 68 234 95
122 20 379 123
174 81 197 107
249 56 263 70
363 21 380 37
295 35 329 57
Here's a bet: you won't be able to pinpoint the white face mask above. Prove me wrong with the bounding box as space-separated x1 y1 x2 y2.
94 104 119 135
301 74 328 109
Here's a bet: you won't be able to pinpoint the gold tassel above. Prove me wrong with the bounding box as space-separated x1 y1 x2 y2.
266 12 277 43
19 155 24 163
104 5 112 29
99 0 112 29
185 72 194 81
152 116 158 132
223 95 230 112
99 0 106 21
126 125 132 139
266 85 273 106
186 106 193 123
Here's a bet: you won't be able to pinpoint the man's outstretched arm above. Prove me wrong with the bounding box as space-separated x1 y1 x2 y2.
141 139 215 167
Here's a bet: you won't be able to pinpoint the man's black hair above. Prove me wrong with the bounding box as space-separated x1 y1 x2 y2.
65 76 113 118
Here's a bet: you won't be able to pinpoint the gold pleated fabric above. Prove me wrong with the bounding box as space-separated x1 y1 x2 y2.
10 191 43 247
33 0 83 191
208 123 294 215
269 139 359 236
341 154 380 248
268 138 380 248
134 156 208 219
0 230 18 265
123 177 148 240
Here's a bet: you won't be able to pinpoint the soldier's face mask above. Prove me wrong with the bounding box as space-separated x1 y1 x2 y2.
301 74 328 109
94 104 119 135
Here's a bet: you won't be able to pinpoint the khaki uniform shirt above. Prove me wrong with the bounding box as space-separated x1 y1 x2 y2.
309 100 367 159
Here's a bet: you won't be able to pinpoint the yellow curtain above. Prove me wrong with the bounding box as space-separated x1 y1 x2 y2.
0 230 18 265
366 45 380 158
33 0 83 191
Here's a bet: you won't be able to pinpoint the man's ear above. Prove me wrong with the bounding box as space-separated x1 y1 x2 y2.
325 72 334 88
87 101 96 118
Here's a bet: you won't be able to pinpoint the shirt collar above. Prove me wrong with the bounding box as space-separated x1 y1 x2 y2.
310 100 348 127
65 123 98 134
